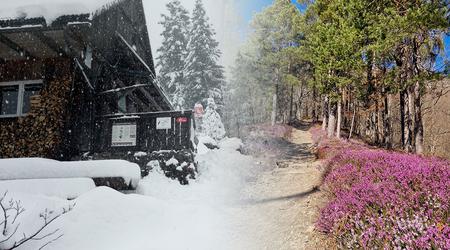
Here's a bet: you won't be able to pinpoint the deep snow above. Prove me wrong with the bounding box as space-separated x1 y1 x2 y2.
2 138 258 250
0 178 95 199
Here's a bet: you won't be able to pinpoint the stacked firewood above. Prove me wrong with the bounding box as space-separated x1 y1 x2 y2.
0 59 73 159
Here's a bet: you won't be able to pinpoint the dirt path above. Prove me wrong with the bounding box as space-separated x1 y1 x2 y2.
230 125 327 249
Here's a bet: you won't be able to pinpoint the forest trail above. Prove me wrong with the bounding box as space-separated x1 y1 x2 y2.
230 124 327 249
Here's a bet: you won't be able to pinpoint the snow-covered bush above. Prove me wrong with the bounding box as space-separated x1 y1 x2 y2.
201 98 226 141
145 150 197 185
198 136 219 149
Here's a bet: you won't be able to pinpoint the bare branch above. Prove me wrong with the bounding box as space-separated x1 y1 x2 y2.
0 223 20 245
30 229 60 241
38 234 63 250
1 191 9 236
0 192 74 250
9 205 73 250
10 201 25 225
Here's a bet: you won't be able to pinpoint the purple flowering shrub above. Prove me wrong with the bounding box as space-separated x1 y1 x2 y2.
311 127 450 249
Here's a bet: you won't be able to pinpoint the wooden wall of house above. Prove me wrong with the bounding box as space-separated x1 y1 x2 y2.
94 111 194 154
0 58 74 159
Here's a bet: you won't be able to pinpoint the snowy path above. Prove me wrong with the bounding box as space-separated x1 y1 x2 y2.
8 127 325 250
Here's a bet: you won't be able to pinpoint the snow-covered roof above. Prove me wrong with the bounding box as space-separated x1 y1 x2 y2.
0 0 116 24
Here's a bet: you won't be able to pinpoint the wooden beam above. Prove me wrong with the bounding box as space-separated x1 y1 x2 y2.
0 25 62 34
0 33 35 59
98 84 149 95
31 31 66 57
115 32 173 110
140 88 163 111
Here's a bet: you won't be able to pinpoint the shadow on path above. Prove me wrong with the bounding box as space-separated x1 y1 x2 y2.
242 186 319 205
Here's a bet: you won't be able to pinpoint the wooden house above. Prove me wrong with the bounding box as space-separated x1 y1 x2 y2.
0 0 194 160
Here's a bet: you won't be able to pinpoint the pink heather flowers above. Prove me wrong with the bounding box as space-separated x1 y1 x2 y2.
311 127 450 249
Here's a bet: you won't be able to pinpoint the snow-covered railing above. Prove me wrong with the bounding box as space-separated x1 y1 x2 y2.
0 158 141 189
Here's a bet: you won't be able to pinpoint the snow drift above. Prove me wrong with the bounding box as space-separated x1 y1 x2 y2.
0 178 95 199
0 137 258 249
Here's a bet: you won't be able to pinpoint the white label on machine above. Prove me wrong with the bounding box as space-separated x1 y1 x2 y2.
156 117 172 130
111 123 137 147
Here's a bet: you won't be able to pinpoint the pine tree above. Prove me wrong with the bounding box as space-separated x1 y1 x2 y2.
184 0 225 109
248 0 303 125
201 98 226 141
156 0 190 108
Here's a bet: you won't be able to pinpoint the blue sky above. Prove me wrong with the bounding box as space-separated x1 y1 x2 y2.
238 0 304 23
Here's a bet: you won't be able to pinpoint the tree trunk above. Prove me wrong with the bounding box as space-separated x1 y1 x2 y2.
327 101 337 138
374 98 380 145
414 81 424 155
298 82 304 120
405 86 414 152
322 95 328 131
383 93 392 149
336 94 342 139
349 103 356 139
271 83 278 126
400 90 406 147
289 84 294 124
312 87 318 123
235 114 241 138
412 37 424 155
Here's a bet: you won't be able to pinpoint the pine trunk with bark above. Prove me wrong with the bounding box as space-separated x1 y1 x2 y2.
413 82 424 154
336 94 342 139
271 83 278 126
412 38 424 155
322 95 329 131
327 101 337 138
349 103 356 139
383 93 392 149
405 86 414 152
312 87 318 123
289 84 294 124
400 90 406 147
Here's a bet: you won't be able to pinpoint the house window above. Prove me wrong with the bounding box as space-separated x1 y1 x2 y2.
0 80 43 117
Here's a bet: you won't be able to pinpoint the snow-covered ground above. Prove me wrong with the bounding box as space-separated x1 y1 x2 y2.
0 138 258 250
0 178 95 199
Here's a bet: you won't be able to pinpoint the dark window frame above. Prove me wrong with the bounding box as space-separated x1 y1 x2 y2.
0 80 43 118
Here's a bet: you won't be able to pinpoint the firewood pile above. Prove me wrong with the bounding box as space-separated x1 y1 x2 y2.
0 59 73 158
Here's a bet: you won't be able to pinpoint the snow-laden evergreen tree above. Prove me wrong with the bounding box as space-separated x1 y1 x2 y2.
202 98 226 141
184 0 225 109
156 0 190 108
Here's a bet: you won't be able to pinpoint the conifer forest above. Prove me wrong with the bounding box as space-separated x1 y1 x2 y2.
0 0 448 249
